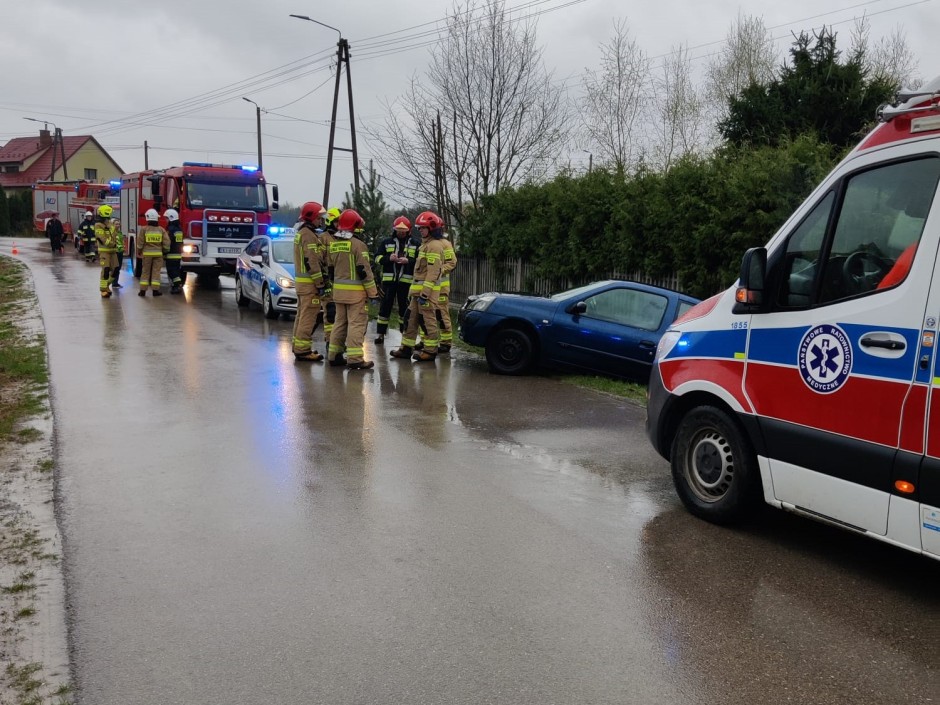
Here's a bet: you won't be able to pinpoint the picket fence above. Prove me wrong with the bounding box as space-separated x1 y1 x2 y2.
449 256 680 302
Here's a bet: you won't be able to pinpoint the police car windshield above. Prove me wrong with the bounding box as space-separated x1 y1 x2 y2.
272 241 293 264
187 181 268 211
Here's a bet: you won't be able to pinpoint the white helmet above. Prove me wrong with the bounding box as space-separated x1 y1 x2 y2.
164 208 180 222
144 208 160 221
84 211 93 218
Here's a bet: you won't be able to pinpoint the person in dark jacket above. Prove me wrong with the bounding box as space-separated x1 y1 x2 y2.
373 216 419 345
45 213 64 254
164 208 185 293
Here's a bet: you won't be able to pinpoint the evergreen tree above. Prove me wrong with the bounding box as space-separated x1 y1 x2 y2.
343 160 390 251
0 185 10 236
719 27 895 150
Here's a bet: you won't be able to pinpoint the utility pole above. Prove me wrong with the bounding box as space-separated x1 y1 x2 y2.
144 140 149 170
242 97 263 171
58 128 68 180
323 38 359 206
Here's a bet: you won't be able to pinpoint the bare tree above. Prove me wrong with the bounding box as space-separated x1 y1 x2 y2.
850 16 920 90
579 20 651 174
369 0 569 229
652 44 708 171
706 13 777 114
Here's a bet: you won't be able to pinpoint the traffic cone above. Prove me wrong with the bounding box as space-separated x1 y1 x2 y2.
11 242 18 255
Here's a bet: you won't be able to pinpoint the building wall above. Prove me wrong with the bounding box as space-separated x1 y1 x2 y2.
52 142 122 183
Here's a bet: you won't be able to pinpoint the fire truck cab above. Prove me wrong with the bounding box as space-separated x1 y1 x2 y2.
119 162 278 284
647 75 940 559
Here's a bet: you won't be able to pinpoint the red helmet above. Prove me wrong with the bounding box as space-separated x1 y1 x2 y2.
300 201 326 223
392 216 411 231
414 211 444 230
336 209 365 233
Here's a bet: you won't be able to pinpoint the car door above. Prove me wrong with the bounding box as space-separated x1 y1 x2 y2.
549 284 669 378
241 239 261 300
256 238 272 296
743 151 940 536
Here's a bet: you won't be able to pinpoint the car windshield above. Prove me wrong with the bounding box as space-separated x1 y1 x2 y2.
187 181 268 211
272 241 292 264
550 283 603 301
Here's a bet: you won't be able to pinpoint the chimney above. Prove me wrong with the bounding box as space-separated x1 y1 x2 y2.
39 129 52 148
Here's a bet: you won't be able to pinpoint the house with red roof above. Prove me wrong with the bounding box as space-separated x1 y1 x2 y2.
0 128 123 195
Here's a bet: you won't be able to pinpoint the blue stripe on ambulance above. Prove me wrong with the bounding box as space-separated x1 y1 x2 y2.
664 329 748 360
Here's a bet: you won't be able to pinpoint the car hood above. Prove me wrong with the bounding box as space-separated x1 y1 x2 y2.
485 292 558 313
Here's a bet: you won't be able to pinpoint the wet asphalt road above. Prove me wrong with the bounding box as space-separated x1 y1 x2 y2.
7 238 940 704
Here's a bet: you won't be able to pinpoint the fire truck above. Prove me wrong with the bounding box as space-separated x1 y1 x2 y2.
118 162 278 285
32 180 120 240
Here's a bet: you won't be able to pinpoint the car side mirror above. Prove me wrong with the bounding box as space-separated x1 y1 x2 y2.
733 247 767 314
566 301 587 315
250 255 263 265
271 185 279 211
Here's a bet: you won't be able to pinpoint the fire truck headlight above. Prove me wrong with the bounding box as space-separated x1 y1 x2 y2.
276 276 294 289
655 331 682 363
183 244 199 254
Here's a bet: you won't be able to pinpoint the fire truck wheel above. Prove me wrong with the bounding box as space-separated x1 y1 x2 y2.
234 276 250 307
670 405 760 525
262 285 279 319
199 274 221 289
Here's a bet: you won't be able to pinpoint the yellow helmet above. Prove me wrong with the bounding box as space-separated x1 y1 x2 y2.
97 204 113 218
325 207 341 225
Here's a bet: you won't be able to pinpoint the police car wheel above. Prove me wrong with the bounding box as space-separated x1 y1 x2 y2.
234 276 250 307
671 405 759 524
262 286 280 319
485 327 534 375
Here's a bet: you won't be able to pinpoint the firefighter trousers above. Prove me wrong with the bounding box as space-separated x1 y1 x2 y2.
166 256 183 287
112 252 124 286
140 255 164 291
436 293 453 344
377 280 410 334
292 283 322 355
99 252 119 292
402 296 439 352
329 301 368 364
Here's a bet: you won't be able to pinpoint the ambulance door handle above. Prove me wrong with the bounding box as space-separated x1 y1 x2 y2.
859 335 905 351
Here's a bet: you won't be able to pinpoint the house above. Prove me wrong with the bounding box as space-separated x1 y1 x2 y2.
0 128 124 195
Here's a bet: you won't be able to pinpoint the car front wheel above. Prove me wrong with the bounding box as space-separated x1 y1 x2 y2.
670 405 760 524
234 275 250 307
485 327 534 375
262 285 279 319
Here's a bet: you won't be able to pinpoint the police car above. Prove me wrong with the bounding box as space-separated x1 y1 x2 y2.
647 74 940 559
234 229 298 319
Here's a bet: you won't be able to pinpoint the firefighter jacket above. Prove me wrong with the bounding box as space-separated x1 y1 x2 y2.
166 223 184 259
137 225 170 257
409 236 446 300
77 220 95 242
374 234 420 284
293 223 324 287
326 231 378 304
438 236 457 296
318 229 336 284
95 220 117 252
113 227 124 255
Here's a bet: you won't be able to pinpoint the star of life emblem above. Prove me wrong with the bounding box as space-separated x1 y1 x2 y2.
798 324 852 394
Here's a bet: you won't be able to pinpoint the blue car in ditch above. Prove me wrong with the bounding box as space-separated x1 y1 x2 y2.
458 280 700 380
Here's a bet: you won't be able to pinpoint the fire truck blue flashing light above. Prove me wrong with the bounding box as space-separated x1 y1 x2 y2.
109 180 121 189
240 165 259 172
269 225 282 235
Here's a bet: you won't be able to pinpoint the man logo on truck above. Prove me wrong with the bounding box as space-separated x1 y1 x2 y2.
798 324 852 394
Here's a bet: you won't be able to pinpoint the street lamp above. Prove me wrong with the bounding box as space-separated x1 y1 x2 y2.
24 116 68 180
289 13 360 206
582 150 593 174
242 97 264 172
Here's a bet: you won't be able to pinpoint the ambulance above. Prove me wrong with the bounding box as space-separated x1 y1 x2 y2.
646 75 940 559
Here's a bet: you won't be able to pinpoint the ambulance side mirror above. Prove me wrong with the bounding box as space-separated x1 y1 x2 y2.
733 247 767 314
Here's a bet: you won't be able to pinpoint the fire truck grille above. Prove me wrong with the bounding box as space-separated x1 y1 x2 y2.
206 223 255 240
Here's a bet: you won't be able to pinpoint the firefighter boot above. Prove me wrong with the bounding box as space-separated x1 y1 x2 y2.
328 355 347 367
438 343 452 353
390 346 413 359
152 290 163 297
347 360 375 370
374 334 384 345
294 350 324 362
413 350 437 362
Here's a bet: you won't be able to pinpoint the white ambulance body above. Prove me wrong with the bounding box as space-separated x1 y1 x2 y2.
646 76 940 559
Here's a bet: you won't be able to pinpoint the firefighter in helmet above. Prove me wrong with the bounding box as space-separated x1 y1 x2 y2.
319 207 343 342
164 209 185 294
110 218 125 288
326 209 379 369
435 230 458 352
77 211 95 259
391 211 446 362
291 201 327 361
373 216 419 345
95 205 118 298
136 209 170 296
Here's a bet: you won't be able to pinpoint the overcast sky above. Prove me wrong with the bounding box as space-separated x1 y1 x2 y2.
2 0 938 209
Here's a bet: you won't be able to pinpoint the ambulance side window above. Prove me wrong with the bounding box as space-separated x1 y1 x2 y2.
777 192 834 308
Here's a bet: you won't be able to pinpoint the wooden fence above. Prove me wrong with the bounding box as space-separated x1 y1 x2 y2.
449 256 680 302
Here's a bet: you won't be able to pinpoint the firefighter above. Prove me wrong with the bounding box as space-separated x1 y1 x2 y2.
110 218 125 289
95 205 118 298
326 209 378 370
45 213 64 254
164 209 185 294
391 211 446 362
136 208 170 296
374 216 419 345
436 231 458 352
291 201 327 362
77 211 95 257
319 207 342 343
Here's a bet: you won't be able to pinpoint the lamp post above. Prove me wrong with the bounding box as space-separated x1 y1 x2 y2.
242 97 264 172
289 14 360 206
24 117 68 180
582 150 593 174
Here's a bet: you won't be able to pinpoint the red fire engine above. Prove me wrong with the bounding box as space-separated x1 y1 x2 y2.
118 162 278 285
32 180 120 239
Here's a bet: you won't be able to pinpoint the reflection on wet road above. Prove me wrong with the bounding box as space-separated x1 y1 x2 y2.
8 238 939 704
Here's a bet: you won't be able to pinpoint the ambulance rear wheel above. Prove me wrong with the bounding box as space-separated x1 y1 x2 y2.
671 405 759 524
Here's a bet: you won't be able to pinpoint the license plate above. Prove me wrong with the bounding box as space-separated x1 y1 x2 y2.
218 247 241 254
